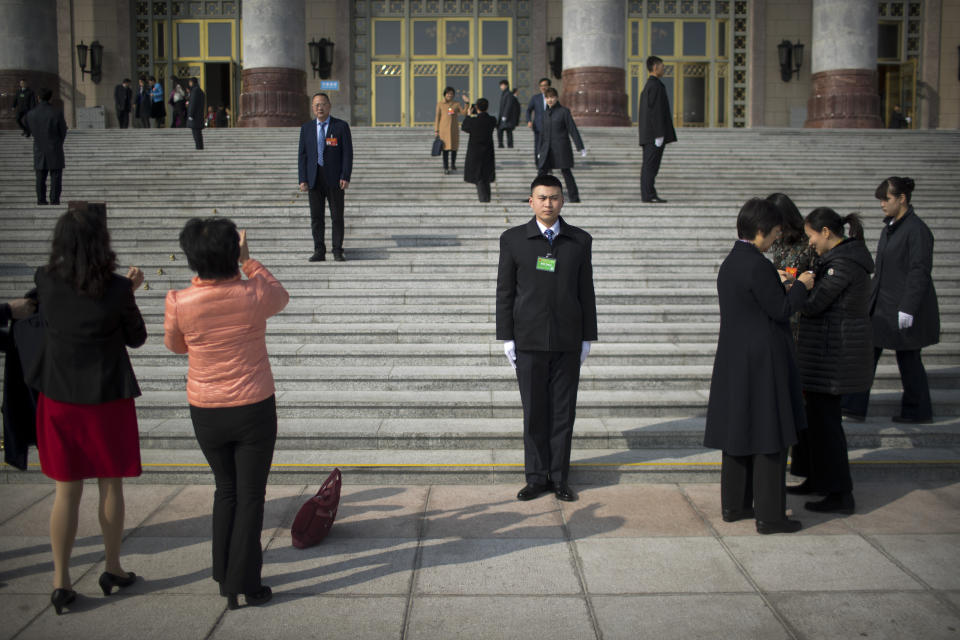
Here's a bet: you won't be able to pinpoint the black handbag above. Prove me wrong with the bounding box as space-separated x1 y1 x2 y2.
431 137 444 156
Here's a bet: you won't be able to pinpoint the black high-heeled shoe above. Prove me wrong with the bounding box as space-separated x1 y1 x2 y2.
99 571 137 596
50 588 76 615
226 585 272 610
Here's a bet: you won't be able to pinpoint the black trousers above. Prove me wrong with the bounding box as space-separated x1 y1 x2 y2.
190 395 277 595
191 126 204 149
843 347 932 420
641 143 665 201
118 109 130 128
442 149 458 171
137 109 151 128
532 130 540 164
538 163 580 202
803 391 853 493
721 449 788 522
516 350 581 484
307 168 346 254
497 127 514 148
35 169 62 204
16 111 30 135
476 181 491 202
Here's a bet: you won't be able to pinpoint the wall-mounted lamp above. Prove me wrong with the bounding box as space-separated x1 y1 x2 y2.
77 40 104 83
777 39 803 82
546 37 562 80
308 38 335 79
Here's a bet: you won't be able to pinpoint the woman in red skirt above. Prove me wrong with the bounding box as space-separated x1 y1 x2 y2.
27 203 147 614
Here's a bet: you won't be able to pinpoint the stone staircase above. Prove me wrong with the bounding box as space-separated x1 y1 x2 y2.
1 125 958 484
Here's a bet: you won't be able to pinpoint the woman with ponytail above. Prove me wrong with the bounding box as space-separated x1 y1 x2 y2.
789 208 875 514
844 177 939 424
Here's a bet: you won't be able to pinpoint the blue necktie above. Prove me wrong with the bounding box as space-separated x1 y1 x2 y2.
544 229 555 245
317 120 326 167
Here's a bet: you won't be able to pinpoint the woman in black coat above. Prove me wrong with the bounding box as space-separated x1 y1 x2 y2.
27 203 146 613
704 198 814 534
536 87 585 203
844 177 939 423
790 209 875 514
461 98 497 202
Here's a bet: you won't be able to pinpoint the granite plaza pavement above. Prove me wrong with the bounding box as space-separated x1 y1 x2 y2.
1 479 959 639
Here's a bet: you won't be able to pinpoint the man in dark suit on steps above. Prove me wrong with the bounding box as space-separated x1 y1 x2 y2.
637 55 677 203
525 77 551 165
298 93 353 262
26 88 67 206
496 174 597 503
186 77 205 150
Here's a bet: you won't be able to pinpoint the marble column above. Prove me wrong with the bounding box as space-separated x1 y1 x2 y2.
0 0 59 129
560 0 629 126
805 0 882 128
239 0 307 127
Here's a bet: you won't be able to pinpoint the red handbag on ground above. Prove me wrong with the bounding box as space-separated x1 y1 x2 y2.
291 468 341 549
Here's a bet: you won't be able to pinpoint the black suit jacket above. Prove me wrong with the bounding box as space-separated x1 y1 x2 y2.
187 85 205 129
115 84 132 112
298 116 354 188
526 93 547 132
25 269 146 404
496 217 597 352
536 104 584 171
26 102 67 171
637 76 677 146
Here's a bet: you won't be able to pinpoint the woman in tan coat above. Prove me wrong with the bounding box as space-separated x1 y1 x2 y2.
434 86 468 174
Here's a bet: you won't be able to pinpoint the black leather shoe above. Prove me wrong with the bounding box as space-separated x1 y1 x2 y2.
227 585 272 610
309 253 325 262
642 197 668 203
554 482 577 502
891 415 933 424
517 482 549 501
50 200 60 205
805 492 855 514
841 410 866 422
99 570 137 595
756 518 802 534
721 507 755 523
333 252 346 262
38 201 49 205
786 480 823 495
50 588 76 615
567 198 581 203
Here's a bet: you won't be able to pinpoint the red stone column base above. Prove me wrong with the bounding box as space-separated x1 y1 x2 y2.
805 69 883 128
239 67 308 127
561 66 630 127
0 70 61 129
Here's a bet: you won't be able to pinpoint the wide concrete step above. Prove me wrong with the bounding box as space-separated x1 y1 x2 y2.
6 445 958 485
128 388 960 420
129 363 960 393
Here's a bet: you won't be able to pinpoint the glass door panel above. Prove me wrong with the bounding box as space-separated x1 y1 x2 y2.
412 62 440 126
444 20 472 56
480 62 511 114
372 63 406 126
412 19 438 56
444 62 472 103
680 63 707 127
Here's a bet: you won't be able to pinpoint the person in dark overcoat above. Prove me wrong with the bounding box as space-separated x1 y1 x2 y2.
186 77 205 150
26 88 67 206
791 209 875 515
2 293 38 471
461 98 497 202
536 87 585 203
497 174 597 503
637 56 677 203
134 77 151 128
704 198 814 534
114 78 132 129
496 80 520 149
844 177 939 423
13 79 37 136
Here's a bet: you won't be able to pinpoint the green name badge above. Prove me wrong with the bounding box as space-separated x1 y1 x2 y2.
536 257 557 272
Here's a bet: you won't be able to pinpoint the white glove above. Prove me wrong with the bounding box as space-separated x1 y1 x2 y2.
503 340 517 369
580 148 587 158
655 137 664 148
898 311 914 330
580 341 591 365
501 116 507 121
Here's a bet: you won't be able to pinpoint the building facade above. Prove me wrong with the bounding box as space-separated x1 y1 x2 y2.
1 0 957 130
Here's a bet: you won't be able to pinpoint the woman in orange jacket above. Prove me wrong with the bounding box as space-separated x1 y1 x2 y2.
164 218 289 609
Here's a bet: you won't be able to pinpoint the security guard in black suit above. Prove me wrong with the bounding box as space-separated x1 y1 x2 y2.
496 174 598 502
